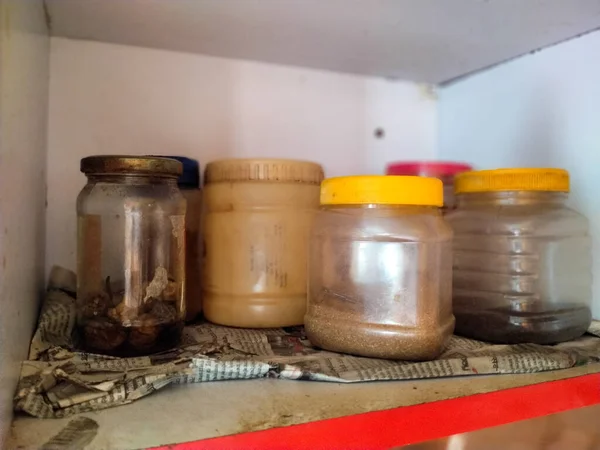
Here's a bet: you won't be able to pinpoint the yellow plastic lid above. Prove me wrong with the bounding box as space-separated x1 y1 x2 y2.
455 168 570 194
320 175 443 206
205 158 324 185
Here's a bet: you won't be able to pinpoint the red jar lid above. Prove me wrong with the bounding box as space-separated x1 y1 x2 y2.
386 161 472 178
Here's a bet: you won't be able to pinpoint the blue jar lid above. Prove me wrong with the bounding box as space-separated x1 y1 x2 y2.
154 156 200 187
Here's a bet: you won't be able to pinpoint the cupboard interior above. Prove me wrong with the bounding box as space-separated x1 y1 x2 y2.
2 0 600 444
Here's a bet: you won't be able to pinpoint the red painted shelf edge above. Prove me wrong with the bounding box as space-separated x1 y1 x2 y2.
154 373 600 450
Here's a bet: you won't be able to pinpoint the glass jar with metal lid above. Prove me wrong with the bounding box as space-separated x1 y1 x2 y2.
202 158 324 328
305 175 454 361
77 155 186 356
446 168 592 344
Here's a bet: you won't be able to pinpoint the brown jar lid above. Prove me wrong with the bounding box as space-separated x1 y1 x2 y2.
81 156 183 177
205 159 324 185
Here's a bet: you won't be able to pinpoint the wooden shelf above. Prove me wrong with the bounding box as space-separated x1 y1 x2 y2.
10 365 600 449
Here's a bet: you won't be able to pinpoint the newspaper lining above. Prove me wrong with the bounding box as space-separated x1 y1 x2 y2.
14 267 600 418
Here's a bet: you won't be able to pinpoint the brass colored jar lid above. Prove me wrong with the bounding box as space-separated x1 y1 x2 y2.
205 158 324 185
81 156 183 177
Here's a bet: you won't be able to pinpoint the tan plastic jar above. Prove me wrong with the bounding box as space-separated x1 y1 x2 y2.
202 158 324 328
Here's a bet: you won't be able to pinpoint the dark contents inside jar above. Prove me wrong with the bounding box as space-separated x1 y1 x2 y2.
454 303 591 344
78 274 183 357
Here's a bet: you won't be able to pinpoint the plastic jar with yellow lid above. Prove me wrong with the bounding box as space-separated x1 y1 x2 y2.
305 175 454 360
447 168 592 344
202 158 324 328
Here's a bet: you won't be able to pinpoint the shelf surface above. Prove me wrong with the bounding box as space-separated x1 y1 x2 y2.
46 0 600 83
10 364 600 449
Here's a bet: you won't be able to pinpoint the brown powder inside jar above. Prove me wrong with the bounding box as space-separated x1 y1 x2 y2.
306 294 454 361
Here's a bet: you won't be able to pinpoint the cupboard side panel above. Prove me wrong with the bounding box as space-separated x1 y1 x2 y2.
0 0 49 442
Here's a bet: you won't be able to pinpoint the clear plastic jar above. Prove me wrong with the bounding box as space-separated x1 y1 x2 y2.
305 176 454 360
77 156 186 356
386 161 472 212
447 168 592 344
202 158 324 328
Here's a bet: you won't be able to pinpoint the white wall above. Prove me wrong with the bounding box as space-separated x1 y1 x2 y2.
0 0 49 442
439 31 600 317
46 37 437 273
